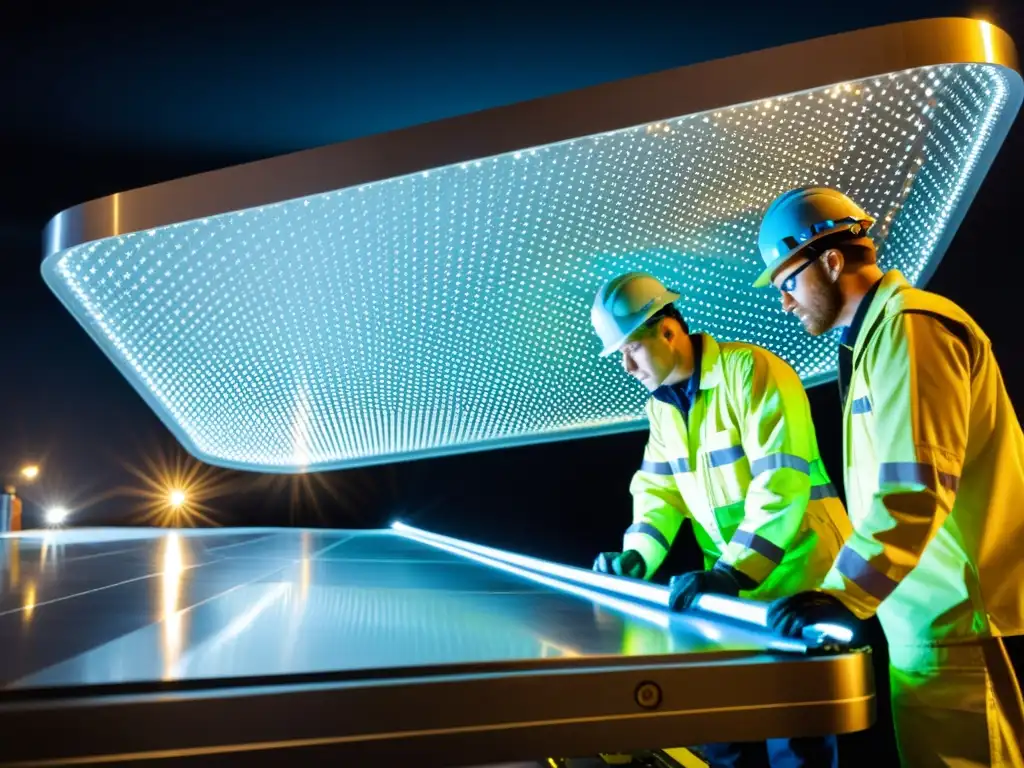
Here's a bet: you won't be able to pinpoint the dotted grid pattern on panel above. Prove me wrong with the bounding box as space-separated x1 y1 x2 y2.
49 64 1011 471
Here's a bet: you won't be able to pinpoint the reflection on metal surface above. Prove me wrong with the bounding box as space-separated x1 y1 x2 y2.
396 524 854 646
161 533 186 680
22 582 36 623
0 527 879 767
15 579 614 687
6 539 20 587
177 583 292 675
3 527 179 544
395 525 672 629
696 593 767 625
300 531 311 603
2 527 797 691
538 639 581 658
36 532 71 571
610 611 676 656
38 20 1022 474
393 521 667 604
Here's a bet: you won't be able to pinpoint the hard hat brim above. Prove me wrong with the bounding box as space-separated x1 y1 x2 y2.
753 228 877 288
752 257 787 289
754 213 877 288
596 290 681 357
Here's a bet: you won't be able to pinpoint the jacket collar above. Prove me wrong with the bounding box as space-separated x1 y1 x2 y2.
650 333 722 408
848 270 909 365
839 279 881 350
696 333 724 390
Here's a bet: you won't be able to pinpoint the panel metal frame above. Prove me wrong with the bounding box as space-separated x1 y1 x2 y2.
41 18 1020 259
0 648 874 766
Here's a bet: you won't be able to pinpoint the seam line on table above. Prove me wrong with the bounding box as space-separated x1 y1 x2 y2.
23 546 147 566
308 534 356 559
0 561 221 618
135 533 356 624
203 535 277 552
0 533 356 619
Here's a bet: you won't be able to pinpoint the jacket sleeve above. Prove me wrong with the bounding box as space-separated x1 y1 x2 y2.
626 405 688 578
719 350 815 586
821 312 972 618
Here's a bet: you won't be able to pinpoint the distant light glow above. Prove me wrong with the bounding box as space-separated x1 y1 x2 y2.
19 465 40 481
44 64 1013 472
44 507 69 526
119 446 227 527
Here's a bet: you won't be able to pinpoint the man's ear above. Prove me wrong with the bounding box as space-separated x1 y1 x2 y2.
823 248 844 282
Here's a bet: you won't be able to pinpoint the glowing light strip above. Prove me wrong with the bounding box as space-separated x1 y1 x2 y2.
391 522 854 645
695 593 767 625
393 524 670 628
392 521 667 604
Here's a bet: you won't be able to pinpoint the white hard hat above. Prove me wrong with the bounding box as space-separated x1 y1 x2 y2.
754 186 875 288
591 272 681 357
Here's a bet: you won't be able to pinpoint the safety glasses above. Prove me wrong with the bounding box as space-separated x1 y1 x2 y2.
777 252 820 293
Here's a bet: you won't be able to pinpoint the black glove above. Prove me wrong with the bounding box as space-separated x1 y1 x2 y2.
593 550 646 579
767 591 862 641
668 566 743 612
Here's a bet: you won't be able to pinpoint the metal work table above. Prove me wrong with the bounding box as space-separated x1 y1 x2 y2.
0 526 873 766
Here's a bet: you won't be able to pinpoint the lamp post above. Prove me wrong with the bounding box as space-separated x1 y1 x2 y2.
2 464 39 533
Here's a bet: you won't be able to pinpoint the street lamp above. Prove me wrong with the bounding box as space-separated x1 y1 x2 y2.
4 462 41 492
3 462 42 533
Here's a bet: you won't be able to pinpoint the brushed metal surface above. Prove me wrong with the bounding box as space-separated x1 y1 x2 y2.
0 527 875 766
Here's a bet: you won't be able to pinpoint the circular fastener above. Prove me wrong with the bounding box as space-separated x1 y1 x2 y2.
634 681 662 710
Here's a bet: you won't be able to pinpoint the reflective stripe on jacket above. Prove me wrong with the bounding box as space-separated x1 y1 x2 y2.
627 334 850 600
820 270 1024 652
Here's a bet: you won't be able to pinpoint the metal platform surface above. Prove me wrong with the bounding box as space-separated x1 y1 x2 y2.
0 527 874 766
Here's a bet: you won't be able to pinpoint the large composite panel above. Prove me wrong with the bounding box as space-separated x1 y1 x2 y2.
39 18 1022 473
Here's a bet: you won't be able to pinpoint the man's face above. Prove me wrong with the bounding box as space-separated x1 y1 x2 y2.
771 252 843 336
618 324 678 392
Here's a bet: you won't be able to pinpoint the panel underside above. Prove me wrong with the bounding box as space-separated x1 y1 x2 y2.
42 62 1015 471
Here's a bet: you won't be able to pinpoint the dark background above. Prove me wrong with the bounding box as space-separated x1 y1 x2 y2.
2 1 1020 761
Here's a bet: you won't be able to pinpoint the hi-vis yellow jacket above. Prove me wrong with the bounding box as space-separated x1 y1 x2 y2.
820 270 1024 653
627 334 851 599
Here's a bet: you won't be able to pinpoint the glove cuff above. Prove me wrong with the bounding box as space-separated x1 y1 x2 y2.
711 560 757 591
622 549 647 579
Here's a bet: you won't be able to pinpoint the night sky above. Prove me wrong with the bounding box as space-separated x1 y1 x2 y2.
2 0 1021 574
